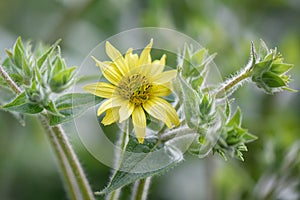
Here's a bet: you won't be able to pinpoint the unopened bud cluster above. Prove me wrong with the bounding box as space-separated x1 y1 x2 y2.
3 37 76 106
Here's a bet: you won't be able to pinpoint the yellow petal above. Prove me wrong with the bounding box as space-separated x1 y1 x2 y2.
138 39 153 66
92 57 122 85
106 41 129 75
132 106 146 144
151 84 172 97
156 97 180 127
119 101 135 123
83 82 116 98
97 97 123 116
143 99 172 128
150 54 166 76
143 97 179 128
102 108 119 125
125 48 139 69
151 70 177 84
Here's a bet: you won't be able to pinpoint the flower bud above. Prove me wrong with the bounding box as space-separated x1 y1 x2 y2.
48 56 76 93
24 81 45 104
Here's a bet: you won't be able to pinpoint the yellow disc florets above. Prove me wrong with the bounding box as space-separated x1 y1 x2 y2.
117 73 152 106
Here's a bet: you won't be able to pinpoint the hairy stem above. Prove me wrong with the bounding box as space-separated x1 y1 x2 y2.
131 178 152 200
39 115 79 200
215 70 251 98
1 65 94 200
51 123 95 200
0 65 22 94
105 121 129 200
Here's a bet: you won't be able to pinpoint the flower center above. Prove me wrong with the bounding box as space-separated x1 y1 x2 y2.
117 74 152 106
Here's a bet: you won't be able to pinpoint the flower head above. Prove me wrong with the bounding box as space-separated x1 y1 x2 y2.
83 39 180 143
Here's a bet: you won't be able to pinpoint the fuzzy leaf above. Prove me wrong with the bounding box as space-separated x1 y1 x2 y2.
181 45 192 77
22 57 31 78
13 37 25 69
262 72 286 87
227 107 242 127
191 76 204 89
44 100 64 117
191 48 206 66
242 132 258 143
270 63 293 75
37 39 61 69
1 92 43 114
49 93 102 125
178 76 200 129
98 136 183 195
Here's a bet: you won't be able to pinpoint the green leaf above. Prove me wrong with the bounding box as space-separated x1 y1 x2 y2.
34 66 43 84
97 136 183 195
0 86 27 126
9 74 23 85
252 60 272 76
44 100 64 117
270 63 293 75
22 57 31 78
227 107 242 127
191 48 206 66
13 37 25 69
191 76 204 89
52 66 76 84
178 76 200 129
49 93 103 126
52 56 66 75
262 72 286 87
181 44 192 77
49 66 76 93
37 39 61 69
199 94 210 115
242 132 258 143
1 92 43 114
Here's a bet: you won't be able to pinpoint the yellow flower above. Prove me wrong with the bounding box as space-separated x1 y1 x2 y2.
83 39 180 143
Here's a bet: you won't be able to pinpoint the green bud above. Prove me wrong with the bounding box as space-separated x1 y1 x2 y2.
250 40 295 94
49 65 76 93
24 81 45 104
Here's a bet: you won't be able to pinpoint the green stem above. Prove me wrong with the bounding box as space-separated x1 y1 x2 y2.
105 121 129 200
0 65 22 94
1 65 95 200
39 115 79 200
215 70 251 98
51 123 95 200
131 177 152 200
107 189 121 200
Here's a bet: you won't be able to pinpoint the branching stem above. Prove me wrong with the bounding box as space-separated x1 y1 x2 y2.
51 123 95 200
39 115 79 200
1 65 95 200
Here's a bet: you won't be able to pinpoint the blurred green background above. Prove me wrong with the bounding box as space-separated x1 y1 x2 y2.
0 0 300 199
